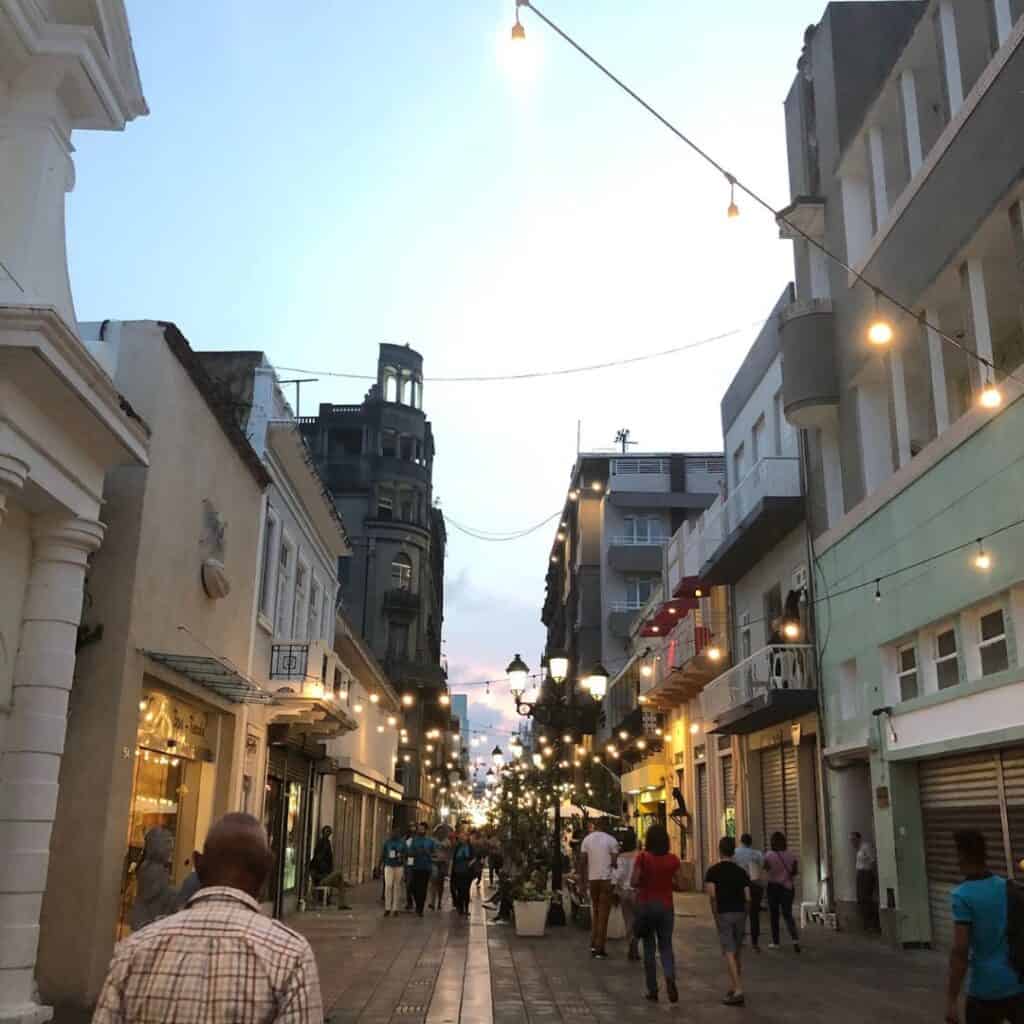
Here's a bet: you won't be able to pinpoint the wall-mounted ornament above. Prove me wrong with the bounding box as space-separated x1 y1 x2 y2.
201 559 232 599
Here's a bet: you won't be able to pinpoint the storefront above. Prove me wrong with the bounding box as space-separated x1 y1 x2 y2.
335 767 403 884
265 737 318 918
119 685 220 938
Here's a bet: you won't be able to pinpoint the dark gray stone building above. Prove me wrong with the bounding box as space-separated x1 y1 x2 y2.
300 343 449 825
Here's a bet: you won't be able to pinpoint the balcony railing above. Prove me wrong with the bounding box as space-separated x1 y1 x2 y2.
609 535 669 547
683 457 800 575
270 643 312 681
666 608 729 670
700 644 814 722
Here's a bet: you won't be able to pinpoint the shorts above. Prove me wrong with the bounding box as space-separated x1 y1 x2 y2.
965 994 1023 1024
716 911 747 954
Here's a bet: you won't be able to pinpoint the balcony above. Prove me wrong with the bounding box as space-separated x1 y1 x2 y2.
608 585 662 639
270 641 330 689
607 534 668 574
383 587 420 619
779 299 838 430
700 644 816 735
383 656 446 690
607 457 671 494
690 457 802 585
642 608 729 710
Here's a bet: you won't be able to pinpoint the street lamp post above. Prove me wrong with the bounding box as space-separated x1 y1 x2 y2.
507 652 608 926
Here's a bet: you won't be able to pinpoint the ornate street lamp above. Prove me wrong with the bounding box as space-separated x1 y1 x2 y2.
582 662 609 702
492 745 505 768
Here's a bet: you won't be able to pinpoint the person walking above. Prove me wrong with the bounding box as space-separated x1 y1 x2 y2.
93 812 323 1023
429 826 451 911
450 829 475 916
945 829 1023 1024
631 823 682 1003
581 820 619 959
308 826 334 892
128 826 178 932
612 829 640 961
403 828 416 911
852 831 879 933
734 833 765 952
409 823 436 917
381 827 406 916
763 831 801 952
706 835 752 1007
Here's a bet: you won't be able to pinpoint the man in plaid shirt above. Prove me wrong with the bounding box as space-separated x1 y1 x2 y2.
93 813 323 1023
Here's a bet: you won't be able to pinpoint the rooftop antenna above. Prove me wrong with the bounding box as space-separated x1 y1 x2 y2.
278 377 317 417
615 429 637 454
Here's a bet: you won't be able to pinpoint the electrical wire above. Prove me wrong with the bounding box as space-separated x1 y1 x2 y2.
520 0 1024 391
273 322 763 385
446 511 562 542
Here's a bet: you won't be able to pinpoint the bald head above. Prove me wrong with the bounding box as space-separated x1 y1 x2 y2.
195 813 272 899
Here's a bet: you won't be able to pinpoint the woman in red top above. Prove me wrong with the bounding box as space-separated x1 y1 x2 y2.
630 824 683 1003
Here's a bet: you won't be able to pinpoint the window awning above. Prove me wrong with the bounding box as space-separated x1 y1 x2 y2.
144 652 274 704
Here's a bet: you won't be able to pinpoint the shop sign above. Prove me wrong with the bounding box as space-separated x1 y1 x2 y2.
138 690 214 762
673 751 685 766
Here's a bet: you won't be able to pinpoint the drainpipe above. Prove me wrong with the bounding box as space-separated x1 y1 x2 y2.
799 429 835 913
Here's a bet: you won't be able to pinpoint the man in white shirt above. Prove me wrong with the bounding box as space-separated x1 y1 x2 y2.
851 831 879 933
580 821 619 959
734 834 765 951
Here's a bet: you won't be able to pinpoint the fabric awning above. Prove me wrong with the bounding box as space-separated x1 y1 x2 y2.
144 652 273 704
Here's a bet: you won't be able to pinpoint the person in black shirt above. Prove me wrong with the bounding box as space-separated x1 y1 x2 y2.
705 836 751 1007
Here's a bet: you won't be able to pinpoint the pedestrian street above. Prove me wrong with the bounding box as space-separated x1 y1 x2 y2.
291 882 947 1024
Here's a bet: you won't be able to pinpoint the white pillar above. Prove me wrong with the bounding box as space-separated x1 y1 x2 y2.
925 308 951 434
962 257 996 372
889 350 912 467
0 516 104 1024
868 125 889 225
0 457 30 530
938 0 965 116
819 425 846 528
993 0 1013 46
841 174 874 267
809 244 831 300
900 69 924 177
0 63 78 331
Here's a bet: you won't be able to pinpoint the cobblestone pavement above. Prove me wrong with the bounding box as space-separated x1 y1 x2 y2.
290 882 948 1023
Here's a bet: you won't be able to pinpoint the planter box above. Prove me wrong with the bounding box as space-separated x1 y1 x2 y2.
513 900 549 937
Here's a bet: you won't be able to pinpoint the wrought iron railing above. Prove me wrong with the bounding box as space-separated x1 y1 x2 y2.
700 644 814 721
270 643 310 680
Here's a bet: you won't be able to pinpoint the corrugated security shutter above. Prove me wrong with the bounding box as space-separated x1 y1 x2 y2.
698 762 712 872
920 752 1003 948
1003 747 1024 878
761 747 784 850
784 745 801 851
722 755 735 816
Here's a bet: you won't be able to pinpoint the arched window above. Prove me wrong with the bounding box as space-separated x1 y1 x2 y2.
391 553 413 591
398 373 411 406
383 369 398 403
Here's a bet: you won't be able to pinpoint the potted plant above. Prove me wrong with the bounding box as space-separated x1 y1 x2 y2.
512 880 550 937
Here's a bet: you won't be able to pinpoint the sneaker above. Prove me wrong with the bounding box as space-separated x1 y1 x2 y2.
384 911 391 917
666 979 679 1004
723 992 746 1007
491 917 509 925
417 911 424 918
644 991 658 1002
752 944 761 953
767 942 780 949
592 950 608 960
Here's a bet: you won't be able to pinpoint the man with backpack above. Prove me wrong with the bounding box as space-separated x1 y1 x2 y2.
945 830 1023 1023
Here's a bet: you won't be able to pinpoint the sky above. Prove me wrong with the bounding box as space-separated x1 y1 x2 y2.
67 0 847 752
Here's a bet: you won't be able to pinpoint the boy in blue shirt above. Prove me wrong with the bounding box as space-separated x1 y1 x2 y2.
946 829 1022 1024
409 823 436 917
381 827 407 916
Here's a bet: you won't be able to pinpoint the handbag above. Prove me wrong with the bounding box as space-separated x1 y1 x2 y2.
606 904 626 940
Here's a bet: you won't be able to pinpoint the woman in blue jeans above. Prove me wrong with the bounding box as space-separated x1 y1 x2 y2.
630 824 684 1003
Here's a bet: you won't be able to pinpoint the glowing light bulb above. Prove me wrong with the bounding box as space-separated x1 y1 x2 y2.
706 645 722 662
369 693 380 704
690 722 701 735
974 541 992 571
868 319 894 345
640 664 653 678
783 621 801 641
402 693 414 707
980 383 1003 409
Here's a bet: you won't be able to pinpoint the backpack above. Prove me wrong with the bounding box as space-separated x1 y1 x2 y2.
1007 879 1024 978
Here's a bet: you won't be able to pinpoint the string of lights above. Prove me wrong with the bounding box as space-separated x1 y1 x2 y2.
514 0 1017 406
445 511 563 542
274 323 762 386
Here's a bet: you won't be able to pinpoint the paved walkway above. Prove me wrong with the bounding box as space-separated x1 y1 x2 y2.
289 882 948 1023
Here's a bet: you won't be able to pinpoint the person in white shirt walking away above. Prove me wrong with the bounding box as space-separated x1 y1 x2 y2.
92 812 323 1024
734 833 765 952
580 820 619 959
851 831 879 934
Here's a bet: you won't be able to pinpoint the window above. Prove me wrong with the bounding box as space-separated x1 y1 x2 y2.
381 430 398 458
321 587 332 643
752 414 766 463
400 435 415 461
308 580 321 645
623 515 665 543
935 627 960 690
739 611 752 660
792 565 808 593
391 553 413 591
732 443 746 489
258 510 278 618
897 645 918 701
383 371 398 403
773 391 784 454
979 608 1009 677
292 562 308 640
624 575 658 608
377 489 393 521
275 539 293 636
388 621 409 661
399 490 414 523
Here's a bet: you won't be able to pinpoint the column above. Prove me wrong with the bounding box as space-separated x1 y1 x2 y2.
960 257 995 388
899 69 924 177
868 125 889 225
840 174 873 266
937 0 964 117
993 0 1013 47
0 63 78 330
889 350 912 467
819 425 845 528
0 516 104 1023
924 308 951 434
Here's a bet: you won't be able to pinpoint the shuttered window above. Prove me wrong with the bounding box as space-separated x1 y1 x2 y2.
697 761 713 872
761 746 785 849
784 745 801 848
920 749 1024 947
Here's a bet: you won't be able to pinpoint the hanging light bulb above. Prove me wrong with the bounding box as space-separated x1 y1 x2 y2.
511 4 525 41
439 693 450 707
783 620 801 641
483 683 493 706
636 739 647 750
640 663 653 678
867 290 893 346
980 378 1003 409
706 644 722 662
974 539 992 571
401 693 415 707
727 176 739 219
369 693 380 704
